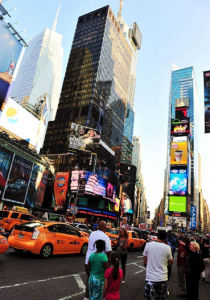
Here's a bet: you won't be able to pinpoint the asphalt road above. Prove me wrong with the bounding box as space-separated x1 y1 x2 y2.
0 248 209 300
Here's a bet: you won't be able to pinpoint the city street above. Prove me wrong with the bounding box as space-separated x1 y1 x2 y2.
0 249 209 300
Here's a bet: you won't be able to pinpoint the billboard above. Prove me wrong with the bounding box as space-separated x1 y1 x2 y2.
170 142 187 165
3 155 32 204
54 172 69 210
169 168 187 196
171 118 189 136
203 71 210 133
169 196 186 213
172 136 187 143
190 205 197 229
175 107 187 119
175 98 189 108
69 123 100 152
0 98 44 151
0 146 13 198
0 20 23 106
33 170 49 208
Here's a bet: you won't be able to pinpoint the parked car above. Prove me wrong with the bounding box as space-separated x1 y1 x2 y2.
0 234 9 254
127 231 146 251
73 223 92 235
105 228 119 249
8 221 88 258
0 209 38 234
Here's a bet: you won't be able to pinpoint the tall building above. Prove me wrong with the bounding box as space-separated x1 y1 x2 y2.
42 5 141 161
10 6 63 122
165 66 198 229
132 136 141 179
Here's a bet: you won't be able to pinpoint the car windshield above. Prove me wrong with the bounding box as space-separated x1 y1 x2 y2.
0 211 9 218
18 222 44 228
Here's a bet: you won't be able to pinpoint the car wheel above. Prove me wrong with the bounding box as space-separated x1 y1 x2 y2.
14 249 23 254
80 243 88 256
40 244 53 258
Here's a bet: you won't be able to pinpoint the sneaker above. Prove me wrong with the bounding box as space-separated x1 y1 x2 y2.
122 280 126 284
83 298 89 300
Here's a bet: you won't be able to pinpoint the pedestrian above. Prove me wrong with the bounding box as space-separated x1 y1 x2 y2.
84 221 112 300
166 230 177 295
88 240 109 300
185 242 205 300
143 230 174 300
117 228 128 283
103 251 123 300
200 238 210 283
176 237 190 296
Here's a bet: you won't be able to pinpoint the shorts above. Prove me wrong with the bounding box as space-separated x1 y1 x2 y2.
144 280 168 300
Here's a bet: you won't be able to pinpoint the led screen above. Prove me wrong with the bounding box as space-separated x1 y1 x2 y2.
0 146 13 197
171 118 189 136
0 20 23 106
204 71 210 133
170 142 188 165
169 168 187 195
169 196 186 212
175 107 187 119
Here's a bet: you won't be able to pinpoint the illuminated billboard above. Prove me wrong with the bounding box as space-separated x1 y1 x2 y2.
171 118 189 136
54 172 69 210
203 71 210 133
175 107 187 119
169 168 187 195
0 146 13 198
169 196 186 212
0 98 44 152
69 123 100 152
170 142 188 165
0 20 23 106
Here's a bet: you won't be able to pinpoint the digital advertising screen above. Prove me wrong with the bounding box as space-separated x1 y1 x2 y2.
54 172 69 210
175 98 189 108
0 146 13 198
68 123 100 152
169 196 186 213
25 164 43 207
175 107 187 119
33 170 49 208
169 168 187 195
203 71 210 133
0 20 23 107
0 98 41 148
170 142 188 165
171 118 189 136
3 155 33 204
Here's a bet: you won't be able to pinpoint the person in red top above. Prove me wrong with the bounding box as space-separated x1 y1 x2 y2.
103 252 123 300
176 237 190 296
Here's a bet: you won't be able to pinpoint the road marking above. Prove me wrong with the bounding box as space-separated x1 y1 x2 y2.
73 274 85 290
135 270 144 274
0 272 85 290
58 290 85 300
137 255 144 258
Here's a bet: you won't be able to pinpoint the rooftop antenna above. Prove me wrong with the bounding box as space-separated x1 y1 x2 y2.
117 0 124 21
52 2 61 32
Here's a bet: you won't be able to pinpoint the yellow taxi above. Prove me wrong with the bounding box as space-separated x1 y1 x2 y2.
0 208 38 234
127 231 146 251
8 221 89 258
105 228 119 249
0 234 9 254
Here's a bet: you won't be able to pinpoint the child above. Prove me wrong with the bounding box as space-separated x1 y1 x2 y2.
103 252 123 300
88 239 109 300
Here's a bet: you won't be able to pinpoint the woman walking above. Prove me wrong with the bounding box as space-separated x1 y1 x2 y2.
117 229 128 283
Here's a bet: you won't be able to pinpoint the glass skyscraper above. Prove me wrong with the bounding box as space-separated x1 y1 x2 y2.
42 6 141 162
165 66 198 228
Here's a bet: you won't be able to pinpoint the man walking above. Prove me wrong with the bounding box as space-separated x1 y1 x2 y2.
84 220 112 300
143 230 174 300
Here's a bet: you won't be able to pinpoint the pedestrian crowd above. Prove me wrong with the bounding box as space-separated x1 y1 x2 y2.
83 220 209 300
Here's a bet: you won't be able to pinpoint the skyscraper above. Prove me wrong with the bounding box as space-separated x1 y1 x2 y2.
10 6 63 122
132 136 141 179
165 66 198 229
42 5 141 161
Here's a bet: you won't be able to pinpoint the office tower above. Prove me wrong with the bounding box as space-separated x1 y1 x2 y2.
132 136 141 179
42 5 141 160
10 6 63 121
166 66 198 229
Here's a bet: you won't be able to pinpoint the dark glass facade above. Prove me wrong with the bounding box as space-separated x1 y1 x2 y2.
42 6 134 158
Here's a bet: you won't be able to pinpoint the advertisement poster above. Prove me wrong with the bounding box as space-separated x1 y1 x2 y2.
171 118 189 136
0 20 23 107
203 71 210 133
25 164 43 207
169 168 187 195
0 98 40 148
33 170 49 208
169 196 186 213
175 98 189 108
190 205 197 229
0 146 13 198
114 198 120 212
3 155 32 203
69 123 100 152
175 107 187 119
54 172 69 210
170 142 188 165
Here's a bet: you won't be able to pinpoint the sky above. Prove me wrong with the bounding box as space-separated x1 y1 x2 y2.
2 0 210 216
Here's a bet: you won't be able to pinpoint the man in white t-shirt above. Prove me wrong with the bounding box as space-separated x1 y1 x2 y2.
143 230 173 299
84 220 112 300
